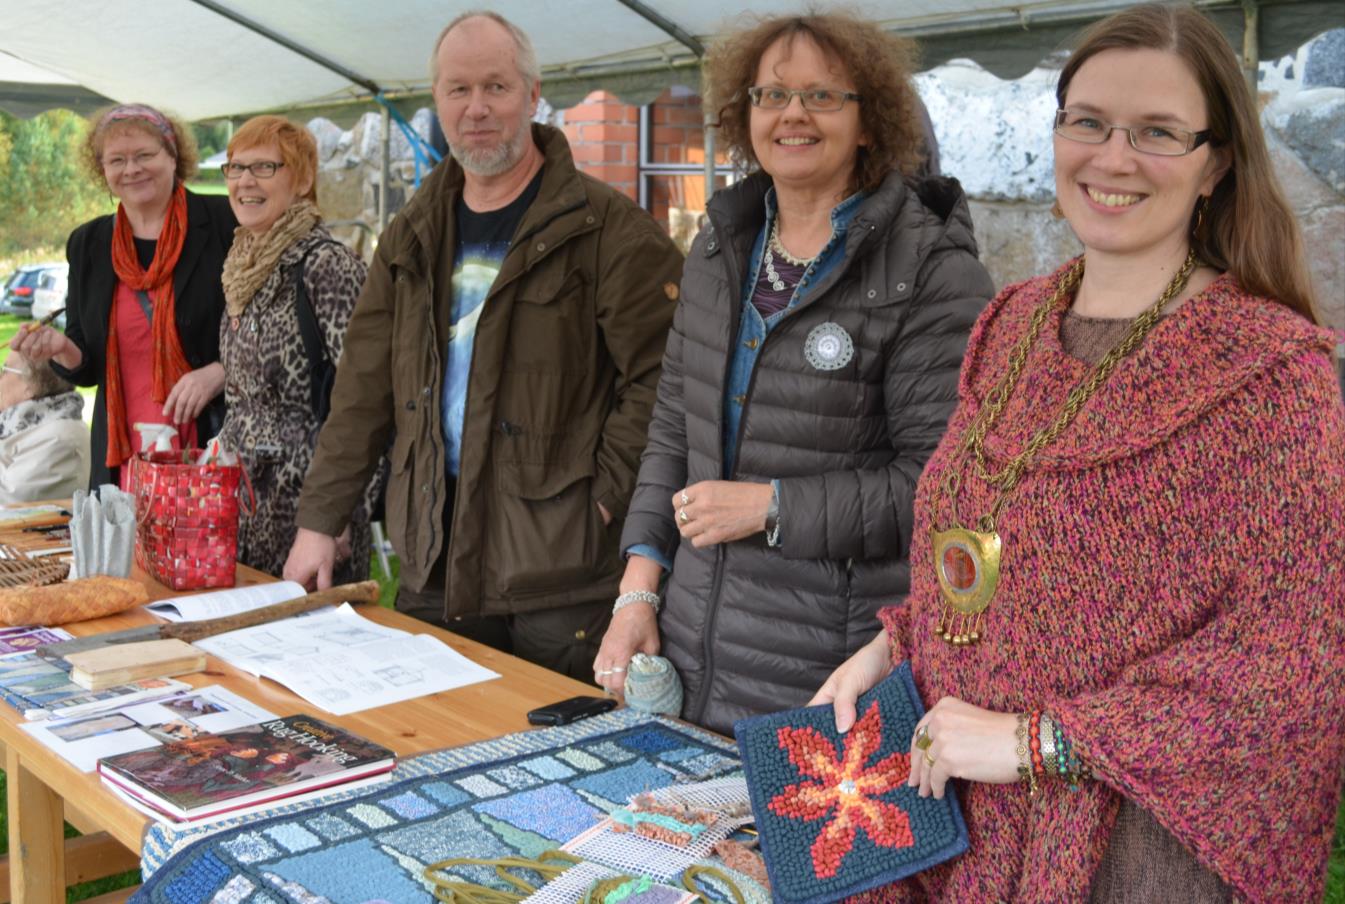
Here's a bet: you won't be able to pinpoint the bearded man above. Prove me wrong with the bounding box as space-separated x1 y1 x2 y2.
285 11 683 679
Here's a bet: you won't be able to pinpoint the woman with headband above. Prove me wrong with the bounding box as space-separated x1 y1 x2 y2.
11 103 236 489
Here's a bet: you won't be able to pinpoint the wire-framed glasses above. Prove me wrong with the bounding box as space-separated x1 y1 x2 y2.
747 86 861 112
1053 109 1213 157
221 161 286 179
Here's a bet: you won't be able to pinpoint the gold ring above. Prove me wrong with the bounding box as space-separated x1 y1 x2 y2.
914 726 932 750
923 751 936 768
681 490 690 505
678 508 688 523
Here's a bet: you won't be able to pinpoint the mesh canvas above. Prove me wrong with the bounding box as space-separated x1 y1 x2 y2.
733 664 969 903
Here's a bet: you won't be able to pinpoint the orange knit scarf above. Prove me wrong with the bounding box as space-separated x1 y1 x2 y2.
104 184 192 469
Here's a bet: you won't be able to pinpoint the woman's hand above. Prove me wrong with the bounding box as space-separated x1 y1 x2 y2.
9 324 82 370
674 480 773 547
808 631 894 732
162 362 225 426
592 555 663 696
907 698 1022 799
283 527 338 591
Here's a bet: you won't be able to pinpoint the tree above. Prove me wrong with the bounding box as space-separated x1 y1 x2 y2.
0 110 113 257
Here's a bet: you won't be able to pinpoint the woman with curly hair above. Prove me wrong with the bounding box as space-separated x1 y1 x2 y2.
813 5 1344 900
593 11 993 734
11 103 234 489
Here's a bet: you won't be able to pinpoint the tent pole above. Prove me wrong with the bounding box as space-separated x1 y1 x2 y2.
380 107 391 233
704 113 716 203
1241 0 1260 96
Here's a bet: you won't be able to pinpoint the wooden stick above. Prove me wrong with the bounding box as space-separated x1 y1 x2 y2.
163 581 381 643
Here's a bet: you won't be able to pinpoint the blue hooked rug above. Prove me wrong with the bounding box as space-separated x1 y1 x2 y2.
132 710 750 903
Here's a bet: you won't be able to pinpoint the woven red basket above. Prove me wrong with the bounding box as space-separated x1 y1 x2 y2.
131 450 256 591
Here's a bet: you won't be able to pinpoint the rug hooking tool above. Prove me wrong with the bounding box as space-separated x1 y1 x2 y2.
35 580 380 663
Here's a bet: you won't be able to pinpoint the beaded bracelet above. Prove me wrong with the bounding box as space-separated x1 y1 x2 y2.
613 590 661 614
1028 710 1045 778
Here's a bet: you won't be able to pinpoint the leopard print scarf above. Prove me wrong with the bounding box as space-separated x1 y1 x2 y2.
0 390 84 441
221 200 322 318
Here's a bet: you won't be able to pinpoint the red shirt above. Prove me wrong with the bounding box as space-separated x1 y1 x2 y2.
113 281 195 488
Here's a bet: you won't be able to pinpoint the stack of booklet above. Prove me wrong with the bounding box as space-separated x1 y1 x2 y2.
97 713 397 825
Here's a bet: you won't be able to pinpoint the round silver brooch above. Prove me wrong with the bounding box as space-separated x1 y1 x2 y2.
804 322 854 371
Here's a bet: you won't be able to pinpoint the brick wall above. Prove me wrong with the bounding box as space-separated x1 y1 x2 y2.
561 91 641 201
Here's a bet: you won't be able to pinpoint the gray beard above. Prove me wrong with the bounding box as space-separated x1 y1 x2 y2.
448 128 528 177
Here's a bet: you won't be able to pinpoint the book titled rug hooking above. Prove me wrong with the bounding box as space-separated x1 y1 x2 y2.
733 664 969 903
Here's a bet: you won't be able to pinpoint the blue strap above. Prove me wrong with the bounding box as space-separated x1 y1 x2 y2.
374 93 444 190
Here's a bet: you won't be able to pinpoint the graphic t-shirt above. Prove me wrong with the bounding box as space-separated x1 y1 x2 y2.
442 169 544 477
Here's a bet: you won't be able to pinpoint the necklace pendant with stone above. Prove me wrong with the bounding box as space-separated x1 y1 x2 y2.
931 525 1001 645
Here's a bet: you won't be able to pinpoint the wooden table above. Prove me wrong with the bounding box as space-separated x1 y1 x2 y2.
0 565 596 903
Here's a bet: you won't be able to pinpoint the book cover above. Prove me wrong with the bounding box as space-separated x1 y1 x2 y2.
97 713 396 821
733 664 969 904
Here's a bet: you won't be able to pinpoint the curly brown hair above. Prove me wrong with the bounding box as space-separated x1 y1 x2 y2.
82 104 199 186
704 10 924 194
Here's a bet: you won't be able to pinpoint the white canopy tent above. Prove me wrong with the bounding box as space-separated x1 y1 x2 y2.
0 0 1335 220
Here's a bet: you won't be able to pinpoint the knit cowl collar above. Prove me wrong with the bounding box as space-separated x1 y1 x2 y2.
957 259 1336 471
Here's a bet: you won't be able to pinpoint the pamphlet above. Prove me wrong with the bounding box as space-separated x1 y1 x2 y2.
144 580 308 622
194 604 500 715
21 685 277 772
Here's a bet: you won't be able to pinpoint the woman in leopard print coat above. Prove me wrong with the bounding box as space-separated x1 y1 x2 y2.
217 115 381 582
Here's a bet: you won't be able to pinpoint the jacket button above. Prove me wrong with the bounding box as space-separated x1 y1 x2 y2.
405 400 416 410
896 282 907 292
867 289 877 299
744 338 759 350
423 484 430 494
423 386 431 396
574 629 587 640
586 216 595 225
707 241 717 251
733 394 746 405
536 241 546 252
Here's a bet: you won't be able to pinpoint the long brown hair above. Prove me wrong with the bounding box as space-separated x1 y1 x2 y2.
1058 5 1318 322
703 11 924 194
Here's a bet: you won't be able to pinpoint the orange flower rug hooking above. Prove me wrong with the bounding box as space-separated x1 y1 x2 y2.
733 664 968 903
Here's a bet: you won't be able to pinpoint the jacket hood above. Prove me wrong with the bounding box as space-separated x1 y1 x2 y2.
963 264 1337 469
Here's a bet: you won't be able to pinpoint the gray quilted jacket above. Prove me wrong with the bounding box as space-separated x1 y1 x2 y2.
620 170 993 734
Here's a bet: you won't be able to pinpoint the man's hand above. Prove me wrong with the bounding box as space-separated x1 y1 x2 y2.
672 480 773 548
163 363 225 426
283 527 339 591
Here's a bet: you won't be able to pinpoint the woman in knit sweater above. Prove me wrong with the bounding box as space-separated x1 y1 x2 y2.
812 6 1345 902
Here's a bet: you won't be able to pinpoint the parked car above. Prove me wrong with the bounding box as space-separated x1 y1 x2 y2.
2 263 65 317
29 265 69 329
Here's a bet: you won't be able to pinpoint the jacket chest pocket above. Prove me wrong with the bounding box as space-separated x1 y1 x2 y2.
507 261 592 374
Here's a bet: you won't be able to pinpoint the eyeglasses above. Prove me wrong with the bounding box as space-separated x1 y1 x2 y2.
102 149 164 171
747 86 861 112
1053 109 1213 157
1 365 27 377
221 161 286 179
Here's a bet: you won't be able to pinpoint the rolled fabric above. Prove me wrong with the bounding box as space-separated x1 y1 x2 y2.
623 652 683 716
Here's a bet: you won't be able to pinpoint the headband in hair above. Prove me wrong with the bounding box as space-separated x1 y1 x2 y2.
100 104 177 151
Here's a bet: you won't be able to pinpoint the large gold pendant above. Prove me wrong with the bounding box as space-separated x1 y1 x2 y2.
931 527 1001 645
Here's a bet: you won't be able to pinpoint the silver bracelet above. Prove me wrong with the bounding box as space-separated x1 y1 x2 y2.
613 589 661 614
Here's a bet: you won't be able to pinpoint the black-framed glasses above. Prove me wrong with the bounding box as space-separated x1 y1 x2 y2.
1053 109 1213 157
747 86 861 112
221 161 286 179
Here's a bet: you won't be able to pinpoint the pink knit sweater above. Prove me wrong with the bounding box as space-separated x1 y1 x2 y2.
867 265 1345 903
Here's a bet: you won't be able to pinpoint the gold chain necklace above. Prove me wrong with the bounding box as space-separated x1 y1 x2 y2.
929 251 1197 645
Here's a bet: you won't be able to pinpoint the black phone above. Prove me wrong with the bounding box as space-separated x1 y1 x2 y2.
526 695 618 726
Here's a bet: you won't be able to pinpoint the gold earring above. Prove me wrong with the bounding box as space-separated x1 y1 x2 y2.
1193 195 1209 236
1050 200 1064 219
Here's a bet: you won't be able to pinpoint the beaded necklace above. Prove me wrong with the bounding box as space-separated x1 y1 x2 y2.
762 217 816 293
